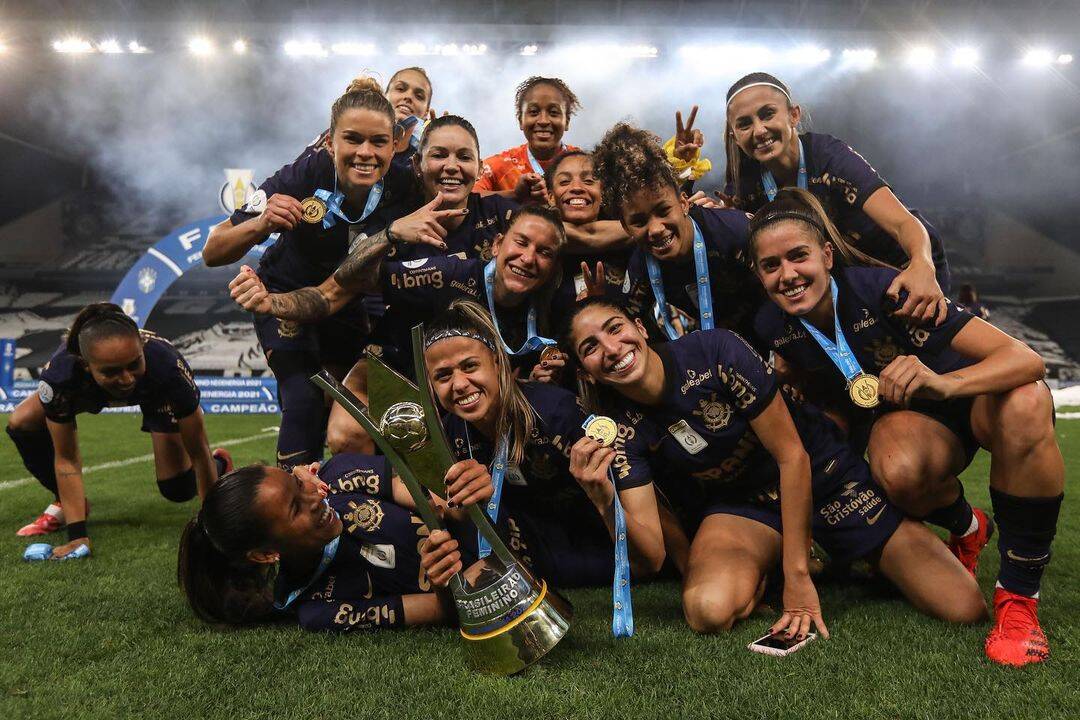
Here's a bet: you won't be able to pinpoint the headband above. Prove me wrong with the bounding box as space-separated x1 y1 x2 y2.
726 81 792 106
750 209 825 235
423 328 497 353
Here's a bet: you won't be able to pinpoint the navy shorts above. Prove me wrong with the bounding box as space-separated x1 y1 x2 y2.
703 462 903 564
503 508 614 589
905 396 980 467
253 309 369 369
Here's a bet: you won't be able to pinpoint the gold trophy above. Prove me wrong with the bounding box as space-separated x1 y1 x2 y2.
311 325 572 675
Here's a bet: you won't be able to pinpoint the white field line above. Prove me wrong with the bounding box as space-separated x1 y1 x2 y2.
0 427 279 492
1057 412 1080 420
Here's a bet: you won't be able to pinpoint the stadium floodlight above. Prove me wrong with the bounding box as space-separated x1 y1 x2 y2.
461 43 487 56
128 40 149 54
1059 53 1074 65
98 39 123 54
53 37 95 54
188 36 215 56
788 44 831 66
904 45 936 69
951 46 980 69
520 44 538 56
331 42 376 56
232 39 247 55
841 47 878 69
283 40 327 58
1022 48 1054 67
0 39 6 54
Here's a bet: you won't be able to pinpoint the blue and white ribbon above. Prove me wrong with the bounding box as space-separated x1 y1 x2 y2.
482 259 557 356
797 278 864 384
476 436 509 559
760 136 807 202
646 218 714 341
609 468 634 637
313 177 384 230
274 535 341 610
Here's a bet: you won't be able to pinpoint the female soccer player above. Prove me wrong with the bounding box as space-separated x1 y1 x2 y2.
203 79 414 469
422 300 665 591
474 76 582 204
724 71 950 323
563 297 986 639
177 452 491 630
749 188 1063 666
7 303 229 558
592 123 763 345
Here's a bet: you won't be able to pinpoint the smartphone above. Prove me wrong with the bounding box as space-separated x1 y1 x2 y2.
747 631 817 657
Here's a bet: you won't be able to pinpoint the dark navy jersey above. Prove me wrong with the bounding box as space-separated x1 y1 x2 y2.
370 255 547 374
282 453 434 633
753 265 975 409
624 206 764 348
442 381 595 518
231 150 414 293
731 132 948 278
386 192 519 263
609 330 858 510
37 332 200 426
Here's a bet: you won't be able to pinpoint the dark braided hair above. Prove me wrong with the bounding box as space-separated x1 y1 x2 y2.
66 302 140 356
514 76 581 122
592 123 679 217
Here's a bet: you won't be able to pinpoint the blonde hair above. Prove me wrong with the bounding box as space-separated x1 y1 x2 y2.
424 299 536 465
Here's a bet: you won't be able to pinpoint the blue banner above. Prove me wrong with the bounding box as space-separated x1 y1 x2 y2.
0 377 278 415
109 214 274 327
0 339 14 395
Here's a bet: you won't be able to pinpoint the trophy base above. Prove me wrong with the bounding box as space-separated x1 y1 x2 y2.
460 581 573 676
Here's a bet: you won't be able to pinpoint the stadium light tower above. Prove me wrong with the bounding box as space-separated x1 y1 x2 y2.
841 47 878 70
905 45 936 69
520 44 539 56
53 36 95 54
188 36 215 56
951 46 980 69
128 40 149 54
98 39 124 54
1022 48 1054 67
1059 53 1074 65
232 39 247 55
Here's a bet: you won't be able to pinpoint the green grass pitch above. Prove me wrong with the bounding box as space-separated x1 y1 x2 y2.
0 412 1077 720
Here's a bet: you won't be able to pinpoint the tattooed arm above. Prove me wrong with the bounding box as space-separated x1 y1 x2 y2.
229 228 393 323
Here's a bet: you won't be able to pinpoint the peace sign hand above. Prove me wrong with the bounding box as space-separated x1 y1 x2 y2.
388 192 468 249
674 105 705 162
578 261 608 300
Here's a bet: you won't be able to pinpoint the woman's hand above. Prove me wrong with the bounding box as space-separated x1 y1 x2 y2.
51 537 91 561
419 529 461 588
529 350 567 384
888 260 947 326
568 437 616 510
258 193 304 234
443 459 493 508
879 354 953 405
228 265 272 314
388 192 467 249
513 173 549 204
771 570 829 641
673 106 704 162
578 261 608 300
685 190 721 209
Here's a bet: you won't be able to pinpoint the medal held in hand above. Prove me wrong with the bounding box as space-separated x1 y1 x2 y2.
300 196 327 224
848 373 880 409
311 324 572 676
583 414 618 447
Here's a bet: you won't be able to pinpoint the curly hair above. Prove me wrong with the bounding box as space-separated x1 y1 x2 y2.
592 122 679 217
514 76 582 121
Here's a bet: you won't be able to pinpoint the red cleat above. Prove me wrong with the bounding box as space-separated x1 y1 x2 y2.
948 507 994 577
985 587 1050 667
213 447 234 475
16 509 63 537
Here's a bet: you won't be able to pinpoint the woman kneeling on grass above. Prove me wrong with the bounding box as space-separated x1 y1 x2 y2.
177 453 490 630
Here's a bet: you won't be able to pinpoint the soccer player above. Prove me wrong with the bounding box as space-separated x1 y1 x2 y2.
7 303 229 558
177 452 491 630
592 123 764 346
474 76 582 204
749 188 1064 666
724 72 950 322
423 300 665 587
203 79 415 469
564 297 987 638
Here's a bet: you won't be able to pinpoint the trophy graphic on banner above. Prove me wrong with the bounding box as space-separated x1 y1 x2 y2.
311 325 572 675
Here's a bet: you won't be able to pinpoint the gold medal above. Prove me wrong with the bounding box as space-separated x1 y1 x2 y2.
300 196 327 224
540 346 561 364
583 415 618 448
848 373 880 409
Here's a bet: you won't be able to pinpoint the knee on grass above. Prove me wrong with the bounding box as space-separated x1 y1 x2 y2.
682 586 754 634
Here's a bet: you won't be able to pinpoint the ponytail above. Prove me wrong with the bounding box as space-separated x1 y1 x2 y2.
176 465 276 626
66 302 139 356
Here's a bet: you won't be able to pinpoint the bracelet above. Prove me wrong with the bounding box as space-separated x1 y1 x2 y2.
385 223 399 243
67 520 88 542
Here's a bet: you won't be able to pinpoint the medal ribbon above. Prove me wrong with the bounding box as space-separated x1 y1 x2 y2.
274 535 341 610
608 467 634 637
797 278 865 383
760 136 807 202
483 260 557 355
525 144 561 176
466 424 507 559
314 177 384 230
396 115 424 152
645 218 713 341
